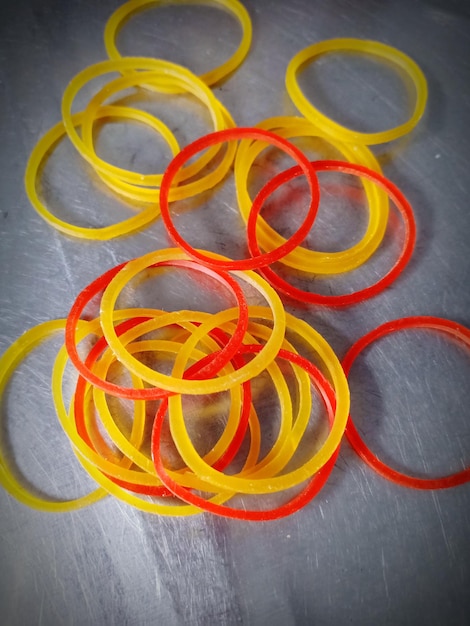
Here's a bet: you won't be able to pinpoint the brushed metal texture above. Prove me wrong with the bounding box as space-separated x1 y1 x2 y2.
1 1 469 624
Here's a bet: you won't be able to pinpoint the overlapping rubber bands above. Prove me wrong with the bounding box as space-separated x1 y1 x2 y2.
3 1 469 522
0 253 350 520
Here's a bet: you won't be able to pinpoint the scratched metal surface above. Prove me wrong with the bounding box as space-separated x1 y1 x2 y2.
1 0 470 624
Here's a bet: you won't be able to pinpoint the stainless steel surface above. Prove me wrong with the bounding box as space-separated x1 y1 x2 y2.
1 1 470 624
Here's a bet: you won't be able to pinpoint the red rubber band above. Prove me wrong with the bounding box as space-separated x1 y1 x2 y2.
151 344 339 521
248 160 416 306
159 127 320 270
343 316 470 489
65 258 249 400
73 320 252 496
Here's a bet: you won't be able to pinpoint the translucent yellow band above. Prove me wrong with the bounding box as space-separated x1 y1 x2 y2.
24 106 174 239
286 38 427 145
104 0 252 88
62 57 236 190
79 70 236 203
99 249 286 395
168 306 350 494
0 320 105 512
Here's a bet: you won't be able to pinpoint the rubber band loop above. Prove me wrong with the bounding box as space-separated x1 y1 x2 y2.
286 38 428 145
99 249 286 394
66 252 251 398
249 160 416 307
61 58 235 194
80 71 237 202
56 321 246 491
24 106 174 239
152 344 339 521
159 127 320 270
73 317 253 495
89 314 309 491
343 316 470 489
85 312 310 503
104 0 252 88
54 318 268 515
70 308 310 498
0 320 105 512
165 306 349 493
187 319 313 478
234 116 389 274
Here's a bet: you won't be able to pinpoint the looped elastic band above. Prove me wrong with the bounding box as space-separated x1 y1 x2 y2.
58 313 252 498
61 58 237 201
66 251 254 398
80 71 237 202
152 343 339 521
286 38 428 145
234 116 389 274
343 316 470 489
24 106 175 239
159 127 320 270
0 320 105 512
104 0 252 88
249 160 416 307
99 249 286 394
164 306 350 493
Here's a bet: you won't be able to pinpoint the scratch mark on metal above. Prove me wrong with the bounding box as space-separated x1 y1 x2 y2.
381 548 390 600
431 491 454 560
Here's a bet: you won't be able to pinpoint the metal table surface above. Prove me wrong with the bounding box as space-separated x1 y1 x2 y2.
1 1 469 624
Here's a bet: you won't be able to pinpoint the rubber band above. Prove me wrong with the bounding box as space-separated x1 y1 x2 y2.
79 70 237 202
104 0 252 88
0 320 105 512
72 309 312 496
165 315 314 481
343 316 470 489
90 104 236 205
24 106 175 239
234 116 389 274
73 317 169 495
286 38 428 145
75 312 312 505
187 319 313 478
249 160 416 307
165 306 349 493
66 253 251 399
99 249 286 395
54 317 268 514
159 127 320 270
57 322 245 491
152 344 339 521
73 317 252 495
61 58 235 197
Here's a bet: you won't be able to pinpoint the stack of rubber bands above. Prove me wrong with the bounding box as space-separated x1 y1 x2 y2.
1 0 469 521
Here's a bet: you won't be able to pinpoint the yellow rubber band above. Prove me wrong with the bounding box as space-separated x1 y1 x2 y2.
61 58 234 192
79 70 237 202
0 320 105 512
285 38 428 145
24 106 172 239
90 318 296 491
54 331 229 487
168 316 315 478
168 306 350 494
104 0 252 88
78 309 308 492
52 314 273 513
91 328 244 482
234 116 390 274
99 249 286 395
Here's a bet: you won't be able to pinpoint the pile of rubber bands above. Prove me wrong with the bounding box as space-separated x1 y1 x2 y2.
1 0 469 521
